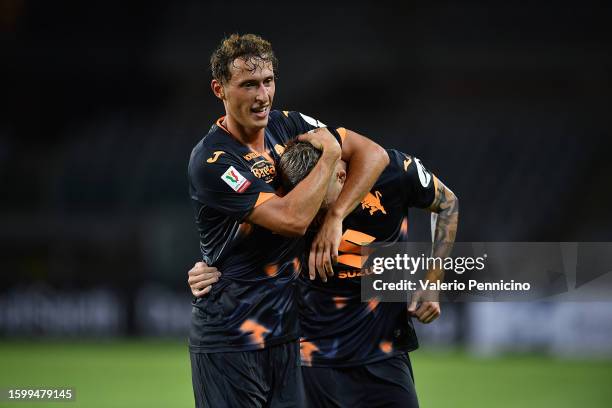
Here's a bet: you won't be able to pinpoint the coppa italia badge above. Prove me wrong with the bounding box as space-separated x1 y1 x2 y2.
221 166 251 192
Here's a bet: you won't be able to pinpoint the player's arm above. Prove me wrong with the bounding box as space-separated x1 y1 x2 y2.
309 129 389 281
248 128 341 236
333 129 390 219
409 175 459 323
186 129 340 296
429 176 459 258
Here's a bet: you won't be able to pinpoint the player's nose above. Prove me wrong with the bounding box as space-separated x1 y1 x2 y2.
255 83 269 102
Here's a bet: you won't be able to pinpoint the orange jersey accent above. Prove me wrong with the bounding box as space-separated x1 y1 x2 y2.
361 191 387 215
239 320 270 347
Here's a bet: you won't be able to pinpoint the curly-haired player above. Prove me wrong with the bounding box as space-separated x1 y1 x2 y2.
187 33 389 407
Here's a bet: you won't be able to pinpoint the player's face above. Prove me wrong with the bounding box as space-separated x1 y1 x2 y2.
219 57 275 133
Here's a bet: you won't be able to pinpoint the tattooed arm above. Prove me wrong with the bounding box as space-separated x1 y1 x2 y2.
408 175 459 323
429 176 459 269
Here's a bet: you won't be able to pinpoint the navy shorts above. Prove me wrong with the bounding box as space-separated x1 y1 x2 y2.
302 353 419 408
190 341 304 408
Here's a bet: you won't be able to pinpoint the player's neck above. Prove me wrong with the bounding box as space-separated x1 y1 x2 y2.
223 116 265 152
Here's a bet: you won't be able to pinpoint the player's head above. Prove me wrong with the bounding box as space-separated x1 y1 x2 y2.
279 140 346 209
210 34 277 133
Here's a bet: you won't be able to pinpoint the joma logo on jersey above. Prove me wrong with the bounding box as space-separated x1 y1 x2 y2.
250 160 276 183
221 166 251 192
206 151 225 163
361 191 386 215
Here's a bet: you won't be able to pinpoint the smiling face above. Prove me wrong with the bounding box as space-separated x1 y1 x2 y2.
212 56 275 138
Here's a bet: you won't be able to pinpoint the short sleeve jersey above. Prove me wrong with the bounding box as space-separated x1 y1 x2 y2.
298 149 436 367
188 110 343 353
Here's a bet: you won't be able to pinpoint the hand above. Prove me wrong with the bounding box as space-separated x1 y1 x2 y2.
407 290 441 324
308 213 342 282
188 261 221 298
298 128 341 158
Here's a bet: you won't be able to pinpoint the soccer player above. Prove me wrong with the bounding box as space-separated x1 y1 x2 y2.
281 141 458 407
189 142 459 407
188 34 389 407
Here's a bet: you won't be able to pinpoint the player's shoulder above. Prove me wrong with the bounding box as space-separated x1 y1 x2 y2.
266 109 295 130
268 109 301 122
374 149 427 190
265 110 302 142
273 109 327 126
268 109 327 131
196 121 233 149
383 149 413 175
268 109 286 122
385 149 436 201
189 122 240 172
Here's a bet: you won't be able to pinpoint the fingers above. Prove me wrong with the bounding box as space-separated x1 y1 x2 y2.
322 241 334 279
331 243 339 266
298 131 323 151
192 274 220 290
308 247 316 280
188 271 220 286
188 261 220 298
308 242 334 282
315 243 327 282
412 302 441 324
297 128 338 154
422 310 440 324
310 238 332 282
189 261 218 276
421 306 440 323
190 274 219 298
188 263 220 284
407 299 418 314
315 241 337 282
191 285 212 298
407 291 421 314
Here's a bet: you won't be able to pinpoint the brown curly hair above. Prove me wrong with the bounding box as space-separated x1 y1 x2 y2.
210 34 278 83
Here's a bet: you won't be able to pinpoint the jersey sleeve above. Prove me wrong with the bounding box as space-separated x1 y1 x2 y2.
391 150 436 209
281 110 346 146
188 150 276 222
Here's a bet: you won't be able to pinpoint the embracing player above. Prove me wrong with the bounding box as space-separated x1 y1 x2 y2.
187 34 389 407
281 141 458 407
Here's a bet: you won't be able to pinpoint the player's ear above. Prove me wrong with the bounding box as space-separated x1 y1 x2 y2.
337 168 347 186
337 161 347 185
211 79 225 100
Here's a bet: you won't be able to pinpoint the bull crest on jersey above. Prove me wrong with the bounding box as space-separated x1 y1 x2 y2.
361 191 386 215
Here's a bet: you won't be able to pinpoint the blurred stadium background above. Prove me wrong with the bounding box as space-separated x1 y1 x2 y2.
1 1 611 407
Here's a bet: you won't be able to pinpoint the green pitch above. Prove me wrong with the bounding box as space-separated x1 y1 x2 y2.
0 341 611 408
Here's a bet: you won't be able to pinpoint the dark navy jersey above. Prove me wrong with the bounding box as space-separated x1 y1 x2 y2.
299 149 436 367
188 110 343 353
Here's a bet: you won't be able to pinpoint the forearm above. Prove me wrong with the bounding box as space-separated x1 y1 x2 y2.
426 178 459 283
329 139 389 219
283 151 339 228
